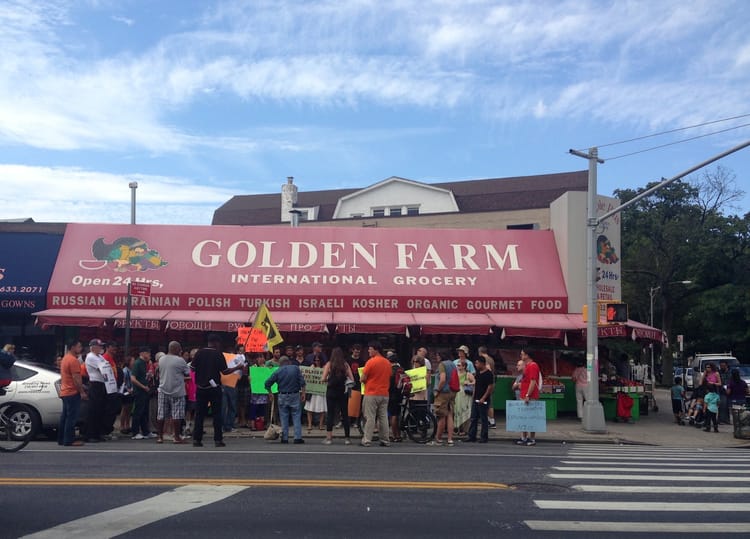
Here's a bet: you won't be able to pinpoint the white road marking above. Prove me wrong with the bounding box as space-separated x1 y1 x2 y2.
549 473 750 482
573 484 750 493
566 454 748 461
562 460 750 466
534 500 750 512
554 466 749 473
19 484 248 539
525 521 750 533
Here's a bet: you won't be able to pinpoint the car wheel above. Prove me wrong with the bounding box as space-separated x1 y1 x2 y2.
5 405 40 439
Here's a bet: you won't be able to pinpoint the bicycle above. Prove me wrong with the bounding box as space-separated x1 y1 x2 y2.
357 396 437 443
0 391 33 452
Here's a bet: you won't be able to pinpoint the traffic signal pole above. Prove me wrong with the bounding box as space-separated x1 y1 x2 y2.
570 138 750 433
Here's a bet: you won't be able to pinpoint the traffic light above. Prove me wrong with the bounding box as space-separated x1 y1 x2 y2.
606 303 628 323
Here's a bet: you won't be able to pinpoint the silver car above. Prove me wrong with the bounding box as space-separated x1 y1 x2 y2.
0 360 62 438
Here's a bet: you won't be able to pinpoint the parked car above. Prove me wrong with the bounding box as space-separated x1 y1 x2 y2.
675 367 694 389
737 365 750 387
0 360 62 438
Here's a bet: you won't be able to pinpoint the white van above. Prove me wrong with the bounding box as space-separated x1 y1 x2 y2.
690 353 740 380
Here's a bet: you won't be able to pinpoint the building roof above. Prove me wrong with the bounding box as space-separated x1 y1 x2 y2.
212 170 588 225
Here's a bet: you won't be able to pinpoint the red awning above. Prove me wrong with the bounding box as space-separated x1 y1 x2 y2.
333 312 416 334
413 313 494 335
488 313 583 339
35 309 121 329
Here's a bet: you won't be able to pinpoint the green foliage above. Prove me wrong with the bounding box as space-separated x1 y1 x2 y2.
616 170 749 361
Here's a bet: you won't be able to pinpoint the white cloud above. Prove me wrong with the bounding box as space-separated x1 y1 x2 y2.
0 164 237 224
111 15 134 26
0 0 747 156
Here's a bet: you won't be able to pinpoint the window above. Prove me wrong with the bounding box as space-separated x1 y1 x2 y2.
372 208 385 218
507 223 536 230
406 206 419 216
350 213 364 219
389 207 402 217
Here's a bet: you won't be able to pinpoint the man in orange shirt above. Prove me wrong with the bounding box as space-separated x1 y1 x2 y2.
58 339 87 447
360 340 391 447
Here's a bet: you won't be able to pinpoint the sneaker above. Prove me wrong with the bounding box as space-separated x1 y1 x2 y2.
446 440 455 446
193 441 203 447
344 438 352 445
428 440 443 446
514 438 527 445
215 441 226 447
379 441 391 447
293 439 305 444
322 439 332 445
489 420 497 429
360 441 371 447
525 439 536 446
280 439 288 444
147 432 158 439
132 433 145 440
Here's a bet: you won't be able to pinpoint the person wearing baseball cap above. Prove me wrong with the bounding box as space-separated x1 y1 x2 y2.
454 345 475 374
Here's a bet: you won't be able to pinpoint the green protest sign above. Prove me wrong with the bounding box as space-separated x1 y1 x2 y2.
250 365 278 394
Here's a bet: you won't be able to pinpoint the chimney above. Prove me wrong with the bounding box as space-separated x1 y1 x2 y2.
281 176 298 222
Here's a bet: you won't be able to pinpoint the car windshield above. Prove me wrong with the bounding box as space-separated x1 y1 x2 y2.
737 366 750 376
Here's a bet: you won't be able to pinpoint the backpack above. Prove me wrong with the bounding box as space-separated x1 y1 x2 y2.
390 364 405 398
448 363 460 392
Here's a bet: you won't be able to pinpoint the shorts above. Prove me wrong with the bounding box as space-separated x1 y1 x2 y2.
671 399 682 414
157 392 186 420
433 391 456 418
388 398 400 417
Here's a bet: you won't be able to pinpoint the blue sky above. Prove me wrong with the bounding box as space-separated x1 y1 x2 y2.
1 0 749 225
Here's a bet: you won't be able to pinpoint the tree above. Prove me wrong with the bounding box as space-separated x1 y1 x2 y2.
616 166 747 381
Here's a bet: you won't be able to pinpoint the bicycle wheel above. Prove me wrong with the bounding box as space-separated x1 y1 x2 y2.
403 408 437 443
0 404 32 452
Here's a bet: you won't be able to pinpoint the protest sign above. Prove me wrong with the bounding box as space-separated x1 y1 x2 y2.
299 366 326 396
505 400 547 433
250 365 278 394
405 366 427 393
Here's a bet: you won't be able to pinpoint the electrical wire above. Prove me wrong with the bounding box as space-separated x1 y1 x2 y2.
604 121 750 161
574 112 750 152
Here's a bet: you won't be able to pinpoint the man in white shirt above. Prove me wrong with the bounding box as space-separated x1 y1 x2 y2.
84 338 116 443
416 347 433 402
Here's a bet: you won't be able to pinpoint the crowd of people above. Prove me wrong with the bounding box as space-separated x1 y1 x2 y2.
47 336 551 448
671 360 748 432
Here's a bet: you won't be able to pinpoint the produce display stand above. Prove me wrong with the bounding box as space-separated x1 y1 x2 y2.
732 406 750 439
600 392 640 421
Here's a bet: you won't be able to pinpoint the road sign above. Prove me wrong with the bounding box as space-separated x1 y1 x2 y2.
130 281 152 297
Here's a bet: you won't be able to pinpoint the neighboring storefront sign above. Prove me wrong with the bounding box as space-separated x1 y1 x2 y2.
0 232 63 314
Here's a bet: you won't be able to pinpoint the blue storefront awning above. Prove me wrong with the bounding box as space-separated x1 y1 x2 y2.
0 232 63 314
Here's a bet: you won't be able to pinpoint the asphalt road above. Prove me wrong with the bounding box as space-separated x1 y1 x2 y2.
3 438 749 538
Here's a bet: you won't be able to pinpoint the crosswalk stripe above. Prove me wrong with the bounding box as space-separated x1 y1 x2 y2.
549 473 750 482
573 485 750 493
524 521 750 533
562 460 750 467
567 454 748 461
19 484 247 539
534 501 750 511
554 466 749 473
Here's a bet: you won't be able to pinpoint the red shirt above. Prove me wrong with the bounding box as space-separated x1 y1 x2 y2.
520 360 540 399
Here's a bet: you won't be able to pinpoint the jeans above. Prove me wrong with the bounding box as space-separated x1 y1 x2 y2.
222 385 237 431
278 392 302 441
704 410 718 430
131 391 151 436
194 386 224 443
58 393 81 445
467 400 489 442
362 395 389 444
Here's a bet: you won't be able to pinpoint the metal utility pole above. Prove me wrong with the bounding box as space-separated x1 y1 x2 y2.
570 138 750 433
124 181 138 360
570 147 607 432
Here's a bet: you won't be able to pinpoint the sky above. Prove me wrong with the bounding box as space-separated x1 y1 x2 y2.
1 0 749 225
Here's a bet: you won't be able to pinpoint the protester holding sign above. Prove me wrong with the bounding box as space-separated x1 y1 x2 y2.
321 347 354 445
466 356 494 443
516 350 541 447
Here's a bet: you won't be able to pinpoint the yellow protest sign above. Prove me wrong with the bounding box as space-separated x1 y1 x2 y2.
358 367 365 394
253 303 283 349
405 366 427 393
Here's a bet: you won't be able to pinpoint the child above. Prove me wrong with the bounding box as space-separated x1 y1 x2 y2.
703 384 720 433
671 376 685 425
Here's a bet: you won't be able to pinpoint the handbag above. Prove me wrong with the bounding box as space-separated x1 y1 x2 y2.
263 398 282 440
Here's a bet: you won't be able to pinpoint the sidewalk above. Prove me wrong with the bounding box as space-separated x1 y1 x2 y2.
222 389 750 447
